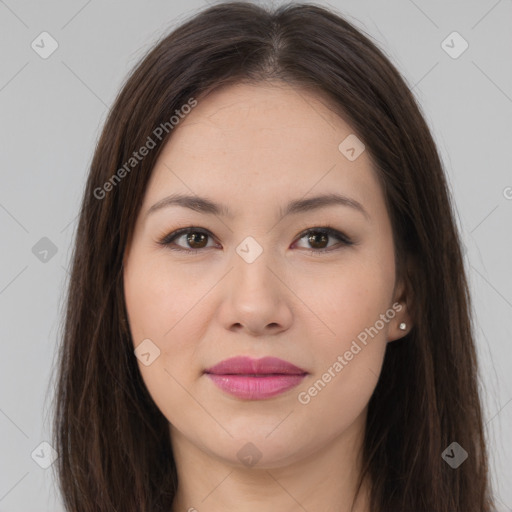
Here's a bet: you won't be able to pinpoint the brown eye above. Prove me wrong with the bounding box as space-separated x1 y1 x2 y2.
159 226 354 255
159 228 216 252
184 231 209 249
307 231 329 249
294 227 354 254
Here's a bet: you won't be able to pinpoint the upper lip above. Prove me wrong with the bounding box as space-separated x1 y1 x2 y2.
204 356 307 375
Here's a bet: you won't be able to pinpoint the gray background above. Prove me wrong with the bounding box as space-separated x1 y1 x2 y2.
0 0 511 510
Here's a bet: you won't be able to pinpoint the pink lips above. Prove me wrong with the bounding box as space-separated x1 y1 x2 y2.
204 356 308 400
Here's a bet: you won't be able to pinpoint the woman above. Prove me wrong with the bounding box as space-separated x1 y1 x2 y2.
52 2 494 511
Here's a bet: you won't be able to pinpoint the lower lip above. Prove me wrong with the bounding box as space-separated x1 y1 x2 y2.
205 373 307 400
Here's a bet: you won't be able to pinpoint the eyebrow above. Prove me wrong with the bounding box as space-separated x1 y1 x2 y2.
145 192 370 221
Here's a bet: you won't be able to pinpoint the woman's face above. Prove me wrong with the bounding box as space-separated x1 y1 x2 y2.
123 82 410 469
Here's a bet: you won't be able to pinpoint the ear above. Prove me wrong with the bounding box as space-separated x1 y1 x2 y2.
387 257 415 342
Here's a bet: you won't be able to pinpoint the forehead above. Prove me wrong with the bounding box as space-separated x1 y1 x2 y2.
167 82 352 155
143 82 382 219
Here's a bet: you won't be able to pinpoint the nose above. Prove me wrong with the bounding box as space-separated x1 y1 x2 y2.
217 248 294 337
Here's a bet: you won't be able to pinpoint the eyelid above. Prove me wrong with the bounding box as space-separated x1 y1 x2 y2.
157 225 355 253
158 227 218 250
294 225 353 245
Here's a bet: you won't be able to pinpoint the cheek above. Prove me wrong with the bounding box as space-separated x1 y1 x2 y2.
124 252 205 344
123 250 214 384
294 284 390 440
123 256 207 428
292 250 394 427
293 252 395 346
295 344 384 447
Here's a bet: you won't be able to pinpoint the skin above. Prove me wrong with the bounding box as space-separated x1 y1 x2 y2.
123 81 413 512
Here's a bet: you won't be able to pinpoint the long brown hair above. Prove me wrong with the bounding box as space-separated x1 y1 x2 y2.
51 2 494 510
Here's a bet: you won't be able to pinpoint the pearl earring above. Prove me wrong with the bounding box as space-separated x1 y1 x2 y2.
399 322 407 331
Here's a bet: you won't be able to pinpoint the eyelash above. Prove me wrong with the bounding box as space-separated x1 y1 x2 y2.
157 224 355 256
